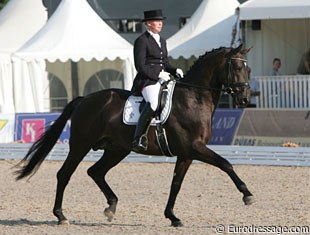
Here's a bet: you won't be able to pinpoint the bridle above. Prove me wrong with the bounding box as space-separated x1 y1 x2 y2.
175 57 250 94
224 57 250 95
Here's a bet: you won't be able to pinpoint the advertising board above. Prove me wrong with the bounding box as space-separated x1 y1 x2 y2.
14 113 70 143
209 109 244 145
233 109 310 147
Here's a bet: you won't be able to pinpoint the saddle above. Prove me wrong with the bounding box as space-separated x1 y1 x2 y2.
123 80 176 125
123 80 176 156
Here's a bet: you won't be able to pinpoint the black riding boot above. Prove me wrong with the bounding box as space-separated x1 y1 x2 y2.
132 102 155 151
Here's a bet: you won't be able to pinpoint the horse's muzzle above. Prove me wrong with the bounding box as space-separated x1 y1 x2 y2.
226 82 250 107
234 92 249 107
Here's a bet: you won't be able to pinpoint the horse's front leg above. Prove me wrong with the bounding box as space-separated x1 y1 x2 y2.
164 158 192 227
192 140 254 205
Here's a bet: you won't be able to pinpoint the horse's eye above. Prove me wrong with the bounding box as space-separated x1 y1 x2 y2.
236 66 242 71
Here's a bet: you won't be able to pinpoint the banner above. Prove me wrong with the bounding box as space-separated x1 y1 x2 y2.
14 113 70 143
233 136 310 147
0 114 15 143
233 109 310 147
209 109 244 145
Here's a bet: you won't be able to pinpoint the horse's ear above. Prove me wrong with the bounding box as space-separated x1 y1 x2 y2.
241 46 253 55
225 44 243 58
236 44 243 52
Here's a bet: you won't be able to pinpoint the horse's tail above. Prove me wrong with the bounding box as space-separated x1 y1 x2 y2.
15 96 84 180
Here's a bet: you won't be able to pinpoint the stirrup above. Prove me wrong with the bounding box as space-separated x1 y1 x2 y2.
132 135 148 151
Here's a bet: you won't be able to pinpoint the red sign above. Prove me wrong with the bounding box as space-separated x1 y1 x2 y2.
21 119 45 143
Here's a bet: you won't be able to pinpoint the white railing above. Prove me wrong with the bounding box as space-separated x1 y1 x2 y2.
255 75 310 109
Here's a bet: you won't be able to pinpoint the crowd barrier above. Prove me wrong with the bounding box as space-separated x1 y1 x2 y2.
1 144 309 167
1 109 310 147
255 75 310 109
233 109 310 147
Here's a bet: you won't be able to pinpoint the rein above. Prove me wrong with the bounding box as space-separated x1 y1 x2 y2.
175 80 223 91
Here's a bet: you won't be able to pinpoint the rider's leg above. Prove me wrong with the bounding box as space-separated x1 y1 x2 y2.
132 82 160 151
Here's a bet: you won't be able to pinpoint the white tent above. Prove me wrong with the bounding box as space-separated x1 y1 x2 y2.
0 0 47 113
0 0 47 54
238 0 310 20
13 0 135 111
237 0 310 76
167 0 240 59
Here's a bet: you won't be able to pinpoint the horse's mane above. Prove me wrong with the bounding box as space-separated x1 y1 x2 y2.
183 47 229 78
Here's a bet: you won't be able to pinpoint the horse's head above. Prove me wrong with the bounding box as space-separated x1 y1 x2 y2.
178 45 251 107
222 44 251 107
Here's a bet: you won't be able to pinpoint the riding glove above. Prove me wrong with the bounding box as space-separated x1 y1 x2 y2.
176 68 184 79
158 71 171 84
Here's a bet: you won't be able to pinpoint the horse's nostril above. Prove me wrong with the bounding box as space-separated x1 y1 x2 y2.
242 98 249 104
226 87 233 94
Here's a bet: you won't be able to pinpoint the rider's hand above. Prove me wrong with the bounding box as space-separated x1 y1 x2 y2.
175 68 184 79
158 71 171 84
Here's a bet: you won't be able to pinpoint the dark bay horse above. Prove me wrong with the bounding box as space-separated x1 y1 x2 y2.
15 45 254 227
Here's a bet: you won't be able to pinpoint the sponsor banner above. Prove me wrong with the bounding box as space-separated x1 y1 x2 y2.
14 113 70 143
233 109 310 146
233 136 310 147
209 109 244 145
0 114 15 143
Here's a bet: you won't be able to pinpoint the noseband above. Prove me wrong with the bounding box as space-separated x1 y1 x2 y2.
224 57 249 95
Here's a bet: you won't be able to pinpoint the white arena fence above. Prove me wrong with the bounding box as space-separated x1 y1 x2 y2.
0 144 309 167
255 75 310 109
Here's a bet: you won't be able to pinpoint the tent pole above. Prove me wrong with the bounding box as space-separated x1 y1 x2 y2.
71 61 79 99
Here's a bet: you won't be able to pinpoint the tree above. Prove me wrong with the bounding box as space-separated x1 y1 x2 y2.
0 0 9 10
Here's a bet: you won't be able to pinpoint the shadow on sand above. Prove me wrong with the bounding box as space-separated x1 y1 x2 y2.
0 218 145 228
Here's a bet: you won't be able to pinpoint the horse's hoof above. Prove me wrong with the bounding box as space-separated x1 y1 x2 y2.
104 208 114 222
58 219 70 225
171 220 183 227
243 195 255 205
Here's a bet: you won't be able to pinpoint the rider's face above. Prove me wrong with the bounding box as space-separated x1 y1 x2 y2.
145 20 163 34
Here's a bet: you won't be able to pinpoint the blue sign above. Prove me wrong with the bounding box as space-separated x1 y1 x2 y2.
209 109 244 145
13 109 242 145
15 113 70 143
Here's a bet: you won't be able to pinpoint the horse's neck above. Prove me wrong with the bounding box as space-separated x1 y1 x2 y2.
182 66 222 91
178 49 227 110
177 76 221 110
180 65 223 112
183 53 224 89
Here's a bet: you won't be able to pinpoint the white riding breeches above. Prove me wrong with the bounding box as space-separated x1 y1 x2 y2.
141 82 161 111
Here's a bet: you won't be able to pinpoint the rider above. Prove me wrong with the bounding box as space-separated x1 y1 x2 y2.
131 9 184 152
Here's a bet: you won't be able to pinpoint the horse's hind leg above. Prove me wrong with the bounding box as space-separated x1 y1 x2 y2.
53 147 91 225
87 149 129 222
165 157 192 227
192 141 254 205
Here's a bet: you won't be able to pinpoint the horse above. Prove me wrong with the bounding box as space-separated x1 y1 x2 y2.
15 44 254 227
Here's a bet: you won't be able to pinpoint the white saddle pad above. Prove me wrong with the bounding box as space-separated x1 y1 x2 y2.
123 80 176 125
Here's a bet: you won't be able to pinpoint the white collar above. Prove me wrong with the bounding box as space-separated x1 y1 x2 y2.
148 30 160 41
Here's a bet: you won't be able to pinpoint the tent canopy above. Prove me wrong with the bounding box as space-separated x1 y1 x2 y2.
0 0 47 54
238 0 310 20
14 0 133 62
0 0 47 113
11 0 135 114
167 0 240 59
